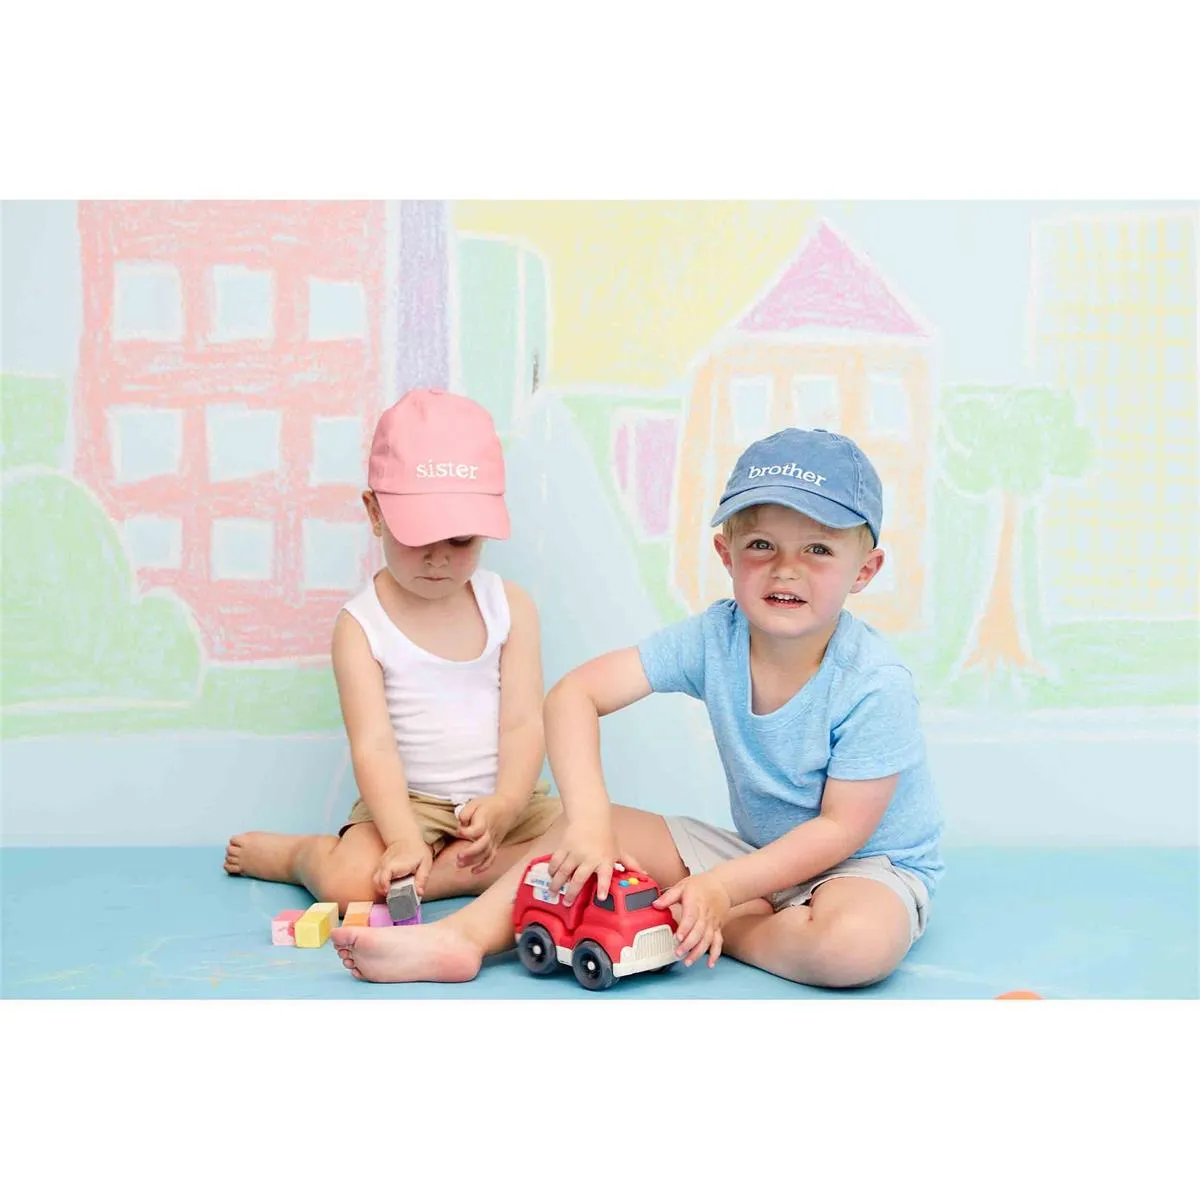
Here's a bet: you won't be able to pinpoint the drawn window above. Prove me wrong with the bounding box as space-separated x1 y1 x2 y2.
730 376 772 444
206 405 282 482
791 376 840 431
113 262 183 341
108 406 184 483
1164 345 1189 380
311 416 364 486
210 265 274 342
124 516 183 570
867 375 911 438
211 519 275 581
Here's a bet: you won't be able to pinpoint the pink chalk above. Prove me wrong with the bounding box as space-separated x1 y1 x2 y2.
367 903 420 927
271 909 305 946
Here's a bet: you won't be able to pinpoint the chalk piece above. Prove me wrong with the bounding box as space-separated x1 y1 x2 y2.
271 909 305 946
368 904 393 927
343 901 373 927
386 876 420 923
294 901 339 948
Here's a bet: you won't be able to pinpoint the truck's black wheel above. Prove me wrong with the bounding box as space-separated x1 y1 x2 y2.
516 924 559 976
571 939 615 990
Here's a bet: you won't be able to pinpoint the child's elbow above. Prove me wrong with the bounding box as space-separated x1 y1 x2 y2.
545 671 589 715
544 675 571 714
505 709 544 740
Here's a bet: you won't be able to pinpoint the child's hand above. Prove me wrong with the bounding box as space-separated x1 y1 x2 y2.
548 818 643 903
455 794 522 874
373 835 433 898
653 872 731 968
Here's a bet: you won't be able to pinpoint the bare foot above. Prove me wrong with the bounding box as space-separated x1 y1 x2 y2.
330 923 482 984
223 831 305 882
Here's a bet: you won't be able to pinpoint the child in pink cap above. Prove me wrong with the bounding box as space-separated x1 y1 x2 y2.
224 388 562 911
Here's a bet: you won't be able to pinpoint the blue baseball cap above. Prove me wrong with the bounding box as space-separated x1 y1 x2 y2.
710 428 883 545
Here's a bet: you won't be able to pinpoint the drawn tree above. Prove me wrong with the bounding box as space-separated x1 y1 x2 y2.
940 385 1092 675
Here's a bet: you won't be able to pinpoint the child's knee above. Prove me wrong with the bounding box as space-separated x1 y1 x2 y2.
316 860 379 913
428 839 483 890
804 911 904 989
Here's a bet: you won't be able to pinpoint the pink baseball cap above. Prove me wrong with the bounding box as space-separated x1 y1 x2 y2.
368 388 510 546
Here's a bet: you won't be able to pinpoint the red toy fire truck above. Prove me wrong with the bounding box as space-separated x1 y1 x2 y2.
512 854 678 990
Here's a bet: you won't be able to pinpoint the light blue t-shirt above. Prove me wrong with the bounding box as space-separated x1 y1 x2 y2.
638 601 944 894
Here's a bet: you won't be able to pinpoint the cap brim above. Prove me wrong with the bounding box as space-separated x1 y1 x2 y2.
710 484 872 539
376 492 510 546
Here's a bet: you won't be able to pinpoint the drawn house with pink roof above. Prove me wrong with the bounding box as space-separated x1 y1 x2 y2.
74 201 386 662
671 220 934 632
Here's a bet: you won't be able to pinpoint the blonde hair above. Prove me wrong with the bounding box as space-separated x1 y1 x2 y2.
721 505 765 539
722 504 874 549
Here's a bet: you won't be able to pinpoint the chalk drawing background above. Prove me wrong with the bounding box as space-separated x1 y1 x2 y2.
1 200 1196 847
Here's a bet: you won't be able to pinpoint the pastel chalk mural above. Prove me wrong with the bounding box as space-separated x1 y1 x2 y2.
1 200 1196 846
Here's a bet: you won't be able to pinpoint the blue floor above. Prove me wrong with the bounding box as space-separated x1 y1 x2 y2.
2 847 1196 999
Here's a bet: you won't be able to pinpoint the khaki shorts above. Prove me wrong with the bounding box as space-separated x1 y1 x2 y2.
340 781 562 856
664 815 931 945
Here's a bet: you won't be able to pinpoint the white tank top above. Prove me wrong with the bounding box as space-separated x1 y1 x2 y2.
341 568 510 801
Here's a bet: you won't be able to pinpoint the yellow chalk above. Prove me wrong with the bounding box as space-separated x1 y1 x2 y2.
293 911 328 948
343 901 372 927
294 902 339 948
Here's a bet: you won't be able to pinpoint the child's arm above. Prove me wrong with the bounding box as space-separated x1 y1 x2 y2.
655 775 898 966
331 612 432 892
717 776 896 903
455 581 546 872
543 646 654 900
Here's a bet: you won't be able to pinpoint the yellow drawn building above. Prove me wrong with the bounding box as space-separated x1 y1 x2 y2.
671 221 935 633
1032 210 1197 620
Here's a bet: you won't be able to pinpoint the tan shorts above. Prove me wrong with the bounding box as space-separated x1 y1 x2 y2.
340 781 562 856
664 815 931 945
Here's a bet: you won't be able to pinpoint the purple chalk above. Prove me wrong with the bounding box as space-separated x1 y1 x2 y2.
368 904 393 927
395 911 421 927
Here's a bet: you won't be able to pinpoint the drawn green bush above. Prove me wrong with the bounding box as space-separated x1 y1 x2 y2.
1 375 69 472
1 470 202 707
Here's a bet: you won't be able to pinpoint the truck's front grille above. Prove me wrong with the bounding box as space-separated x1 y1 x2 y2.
632 926 675 960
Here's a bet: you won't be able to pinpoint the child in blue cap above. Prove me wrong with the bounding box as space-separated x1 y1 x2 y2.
331 428 943 989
